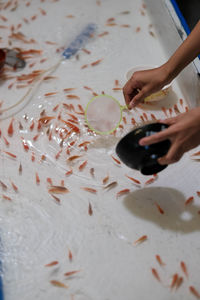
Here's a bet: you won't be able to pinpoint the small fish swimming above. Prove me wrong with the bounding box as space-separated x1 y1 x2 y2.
48 186 69 194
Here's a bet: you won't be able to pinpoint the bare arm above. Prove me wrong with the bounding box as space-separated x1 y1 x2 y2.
165 20 200 81
123 21 200 108
123 21 200 165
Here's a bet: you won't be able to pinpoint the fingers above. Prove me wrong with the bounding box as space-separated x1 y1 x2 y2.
158 116 178 126
125 90 139 109
129 89 147 108
158 143 184 165
123 80 139 109
123 67 167 109
123 72 148 109
139 127 173 146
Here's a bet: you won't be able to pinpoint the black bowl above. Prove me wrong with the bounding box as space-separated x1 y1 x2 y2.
0 49 5 72
116 123 171 175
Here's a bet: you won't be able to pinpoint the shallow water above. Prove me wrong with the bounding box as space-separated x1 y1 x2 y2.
0 1 200 300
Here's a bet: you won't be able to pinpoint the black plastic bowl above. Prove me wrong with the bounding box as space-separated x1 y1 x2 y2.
0 49 5 72
116 123 171 175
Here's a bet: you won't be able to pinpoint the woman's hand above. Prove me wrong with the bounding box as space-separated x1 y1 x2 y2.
123 65 171 109
139 107 200 165
123 21 200 110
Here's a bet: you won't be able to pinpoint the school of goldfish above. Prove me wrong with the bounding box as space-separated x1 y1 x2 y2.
0 0 200 299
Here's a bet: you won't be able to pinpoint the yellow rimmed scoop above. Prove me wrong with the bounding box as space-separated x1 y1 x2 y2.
85 94 127 135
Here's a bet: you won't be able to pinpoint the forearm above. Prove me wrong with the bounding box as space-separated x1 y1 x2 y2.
164 21 200 83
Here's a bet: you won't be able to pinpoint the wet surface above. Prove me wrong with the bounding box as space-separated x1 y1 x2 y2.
0 1 199 300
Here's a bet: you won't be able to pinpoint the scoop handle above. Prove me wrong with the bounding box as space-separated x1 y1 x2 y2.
120 105 128 111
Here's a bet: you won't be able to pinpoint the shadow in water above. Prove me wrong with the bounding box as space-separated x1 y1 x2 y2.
88 135 120 150
123 187 200 233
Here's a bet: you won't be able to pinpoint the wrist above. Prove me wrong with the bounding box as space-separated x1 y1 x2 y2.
159 62 175 85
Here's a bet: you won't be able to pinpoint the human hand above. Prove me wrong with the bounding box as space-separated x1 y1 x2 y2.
123 65 171 109
139 107 200 165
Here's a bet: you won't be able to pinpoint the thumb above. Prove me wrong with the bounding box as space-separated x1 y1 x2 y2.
129 89 147 108
158 143 183 165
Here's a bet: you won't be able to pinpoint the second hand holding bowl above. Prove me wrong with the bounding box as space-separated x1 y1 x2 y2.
116 123 171 175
